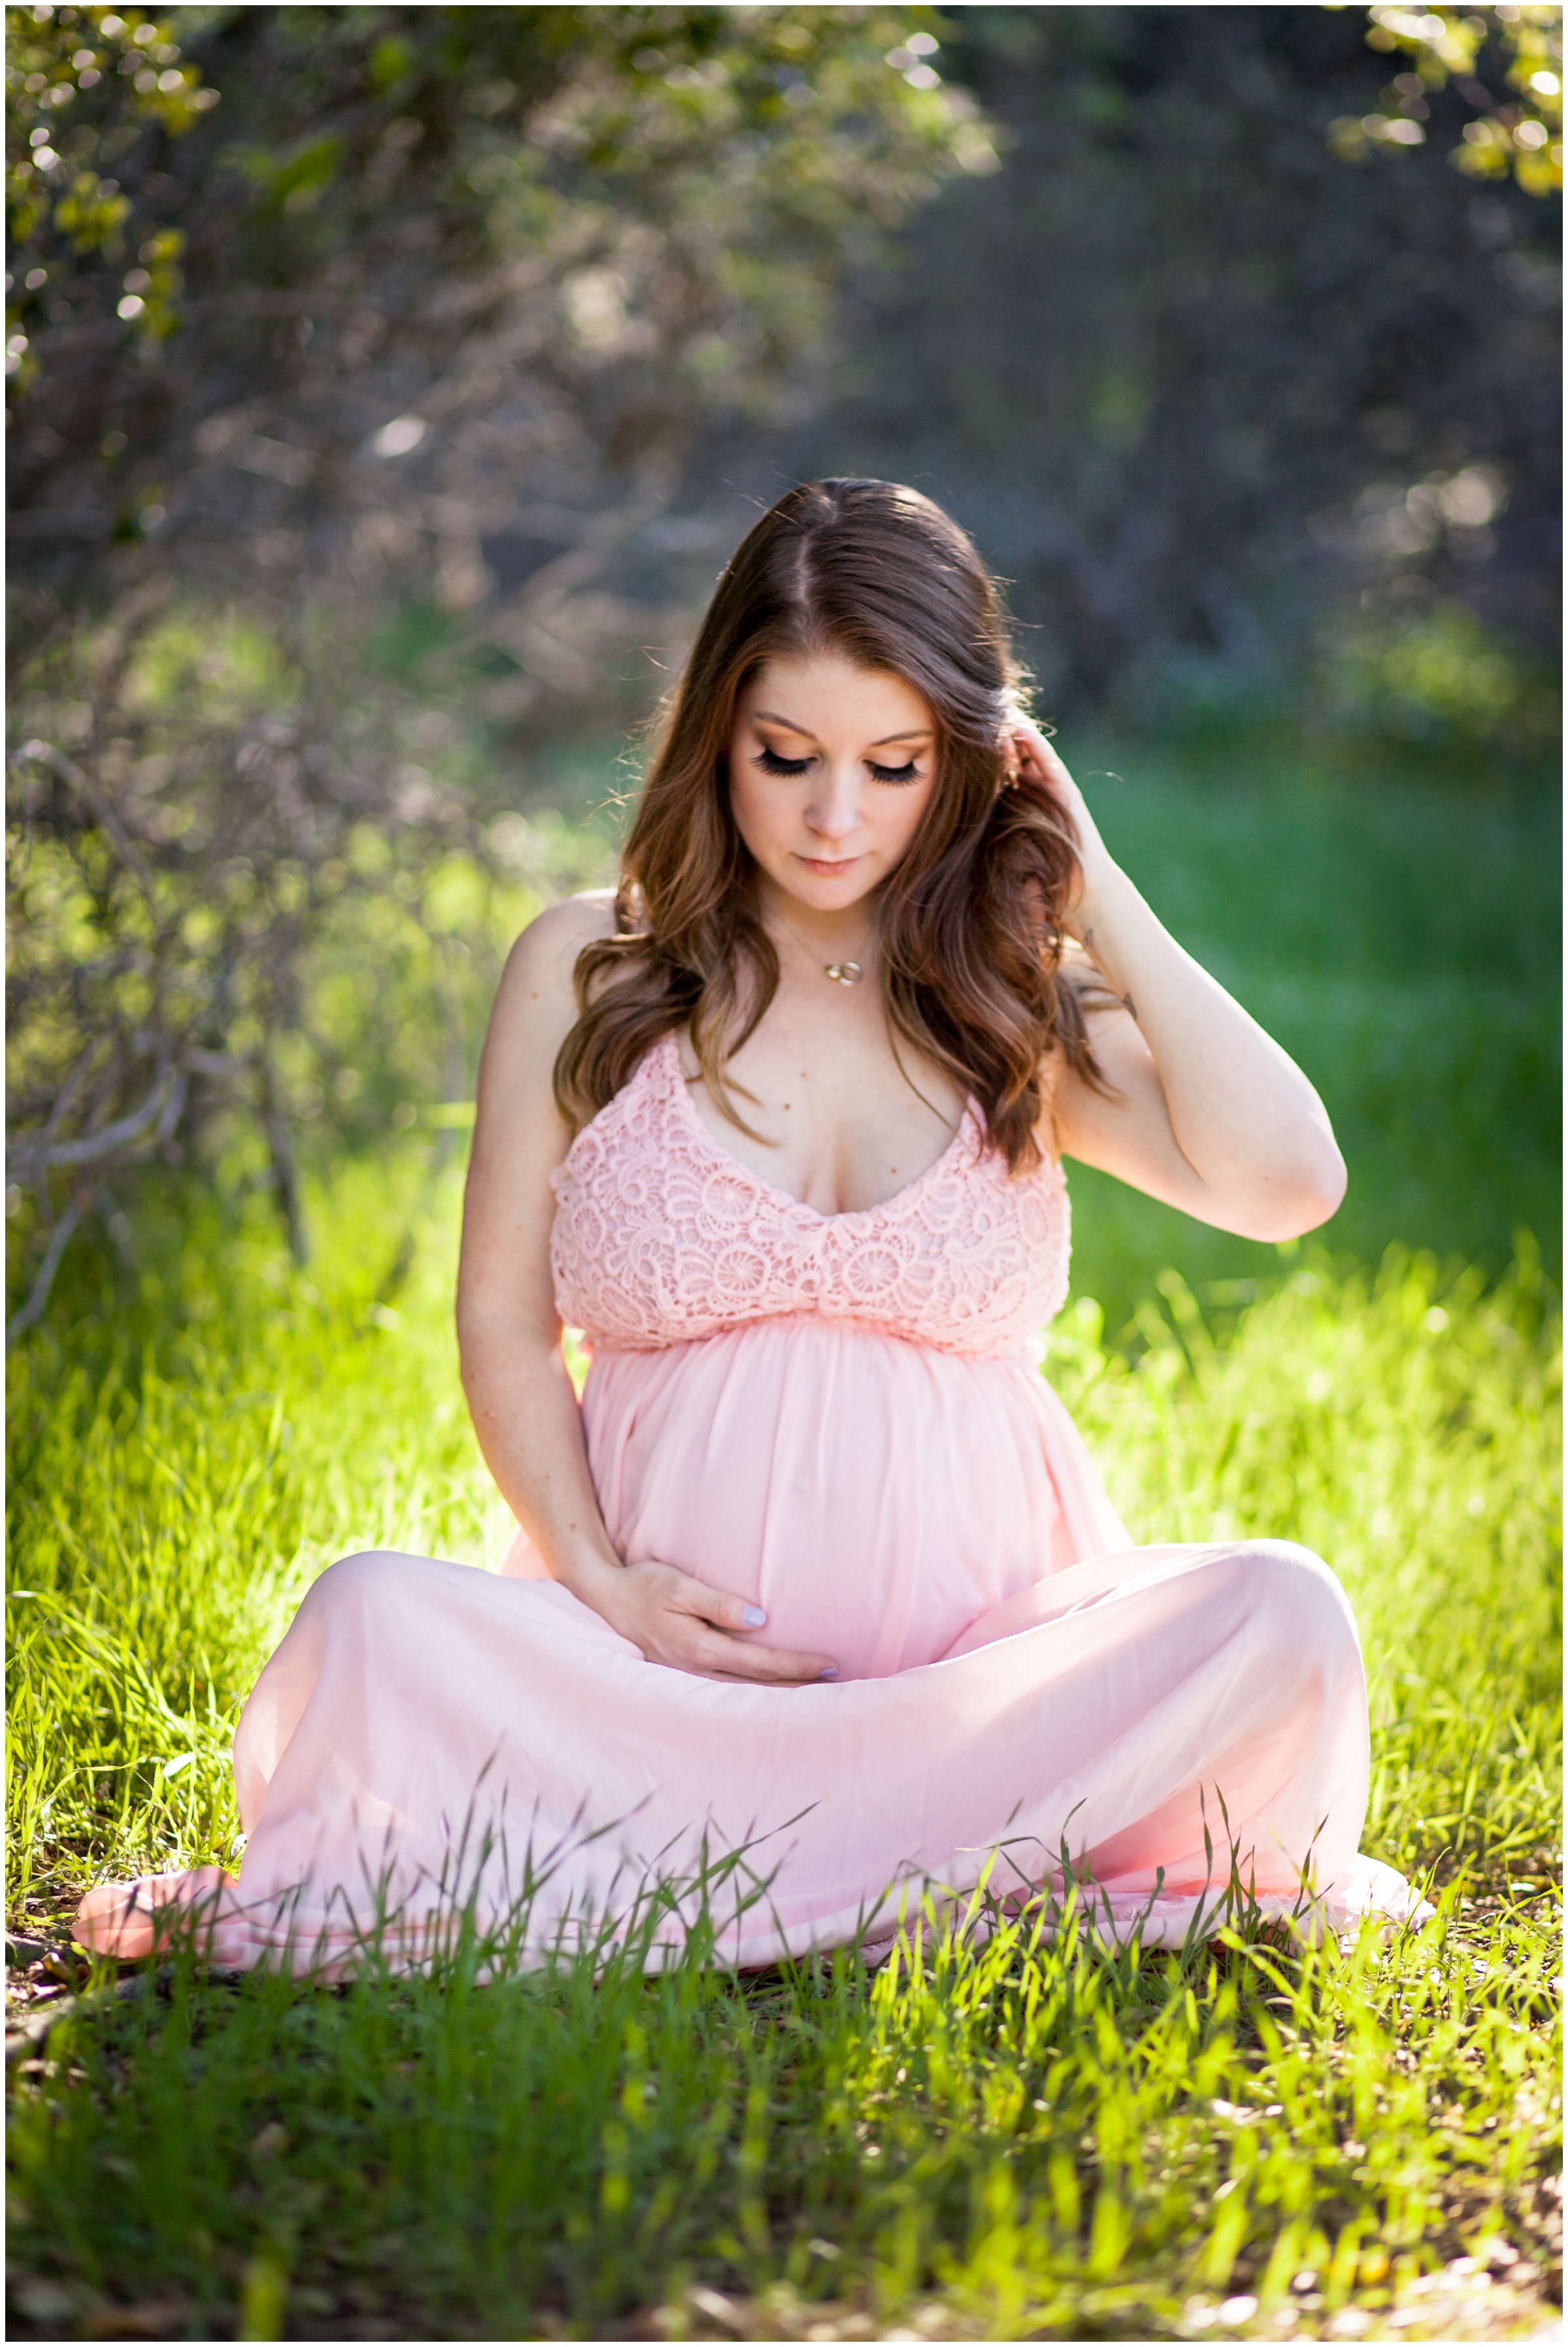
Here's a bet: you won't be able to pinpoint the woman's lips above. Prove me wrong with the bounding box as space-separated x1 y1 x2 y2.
795 853 861 875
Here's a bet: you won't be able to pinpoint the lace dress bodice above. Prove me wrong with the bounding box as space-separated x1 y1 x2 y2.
550 1032 1070 1358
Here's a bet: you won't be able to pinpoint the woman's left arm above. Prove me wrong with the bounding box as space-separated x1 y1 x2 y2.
1013 723 1347 1243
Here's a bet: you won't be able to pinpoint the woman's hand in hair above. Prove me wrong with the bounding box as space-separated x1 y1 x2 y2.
578 1555 839 1685
1002 717 1119 937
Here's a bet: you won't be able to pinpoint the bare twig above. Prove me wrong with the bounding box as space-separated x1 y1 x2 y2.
10 1061 180 1182
6 1194 88 1349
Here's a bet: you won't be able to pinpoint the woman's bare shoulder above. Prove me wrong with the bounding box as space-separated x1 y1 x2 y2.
499 889 617 1000
513 887 619 965
485 890 619 1070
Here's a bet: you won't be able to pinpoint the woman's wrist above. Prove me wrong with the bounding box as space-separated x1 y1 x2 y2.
541 1539 625 1603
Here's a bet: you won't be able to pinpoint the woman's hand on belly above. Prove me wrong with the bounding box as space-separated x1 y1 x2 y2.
576 1556 838 1684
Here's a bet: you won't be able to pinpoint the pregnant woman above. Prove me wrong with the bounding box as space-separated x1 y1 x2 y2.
77 479 1426 1967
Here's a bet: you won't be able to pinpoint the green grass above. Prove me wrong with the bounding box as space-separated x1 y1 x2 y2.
7 1165 1560 2341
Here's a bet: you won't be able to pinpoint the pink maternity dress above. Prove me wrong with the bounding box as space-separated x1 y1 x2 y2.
76 1033 1426 1968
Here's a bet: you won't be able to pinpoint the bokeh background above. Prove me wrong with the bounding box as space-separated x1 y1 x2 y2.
7 3 1561 1337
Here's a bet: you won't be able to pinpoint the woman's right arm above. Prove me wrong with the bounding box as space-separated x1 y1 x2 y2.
456 896 836 1684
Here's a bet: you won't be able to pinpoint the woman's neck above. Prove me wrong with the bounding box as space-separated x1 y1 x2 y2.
758 879 878 974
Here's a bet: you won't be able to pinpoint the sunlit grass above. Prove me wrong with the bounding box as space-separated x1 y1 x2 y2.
5 1164 1560 2339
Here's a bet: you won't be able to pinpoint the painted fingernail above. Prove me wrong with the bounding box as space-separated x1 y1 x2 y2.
818 1666 838 1680
742 1605 766 1628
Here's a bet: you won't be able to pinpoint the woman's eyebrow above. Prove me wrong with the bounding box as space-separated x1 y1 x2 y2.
753 708 816 738
752 710 934 749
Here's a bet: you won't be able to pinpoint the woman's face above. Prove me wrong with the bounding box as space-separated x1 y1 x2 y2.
727 651 939 918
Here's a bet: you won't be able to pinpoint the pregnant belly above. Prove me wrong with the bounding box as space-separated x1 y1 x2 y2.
576 1318 1124 1681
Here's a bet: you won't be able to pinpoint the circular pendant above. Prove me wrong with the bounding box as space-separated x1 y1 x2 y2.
823 960 864 987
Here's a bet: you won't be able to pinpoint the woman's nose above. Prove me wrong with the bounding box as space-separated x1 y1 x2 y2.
804 768 861 841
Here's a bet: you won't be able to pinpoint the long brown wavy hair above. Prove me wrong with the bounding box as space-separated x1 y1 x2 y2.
553 477 1105 1174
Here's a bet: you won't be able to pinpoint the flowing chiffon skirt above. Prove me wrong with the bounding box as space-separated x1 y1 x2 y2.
76 1321 1428 1967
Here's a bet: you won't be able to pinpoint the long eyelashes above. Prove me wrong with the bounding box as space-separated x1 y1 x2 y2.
753 747 922 786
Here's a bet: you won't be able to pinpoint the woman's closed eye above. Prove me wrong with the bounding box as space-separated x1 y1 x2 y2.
753 746 923 785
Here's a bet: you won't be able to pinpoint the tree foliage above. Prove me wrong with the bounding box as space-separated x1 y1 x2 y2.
1327 3 1563 193
7 3 988 652
6 5 217 393
5 3 983 1324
